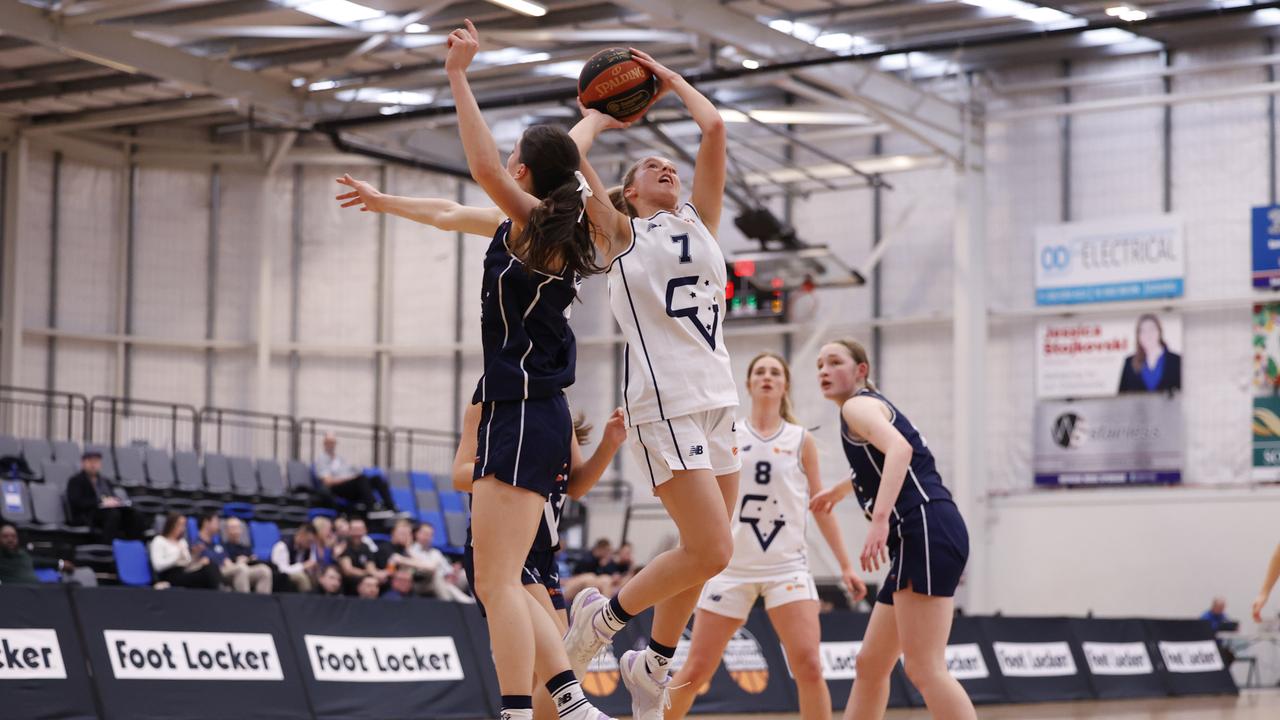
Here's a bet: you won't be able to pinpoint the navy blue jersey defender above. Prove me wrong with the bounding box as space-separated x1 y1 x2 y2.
472 220 578 404
840 388 953 523
839 388 969 605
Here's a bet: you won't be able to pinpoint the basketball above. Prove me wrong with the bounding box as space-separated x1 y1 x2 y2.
578 47 659 122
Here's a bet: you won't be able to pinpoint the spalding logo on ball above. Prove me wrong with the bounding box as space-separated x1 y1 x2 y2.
578 48 658 122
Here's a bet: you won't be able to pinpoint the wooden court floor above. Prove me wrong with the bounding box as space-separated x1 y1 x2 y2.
695 689 1280 719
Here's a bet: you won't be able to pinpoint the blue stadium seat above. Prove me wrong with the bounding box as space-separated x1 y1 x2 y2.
112 539 152 587
222 502 254 520
34 567 61 583
438 490 466 514
391 487 416 515
410 471 436 492
307 507 337 521
249 521 281 560
186 516 200 545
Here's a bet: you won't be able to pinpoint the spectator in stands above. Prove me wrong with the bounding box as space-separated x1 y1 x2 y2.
272 522 321 592
311 515 336 566
382 568 416 600
313 433 397 512
356 574 382 599
66 450 145 542
150 513 220 589
604 541 633 576
402 522 473 603
337 517 386 594
563 537 615 599
315 565 344 597
221 517 273 594
193 514 266 594
1201 597 1232 632
332 516 350 558
0 522 73 585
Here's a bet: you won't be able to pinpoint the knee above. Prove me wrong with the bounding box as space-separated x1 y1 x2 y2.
690 534 733 580
855 649 894 681
472 573 512 606
678 653 719 685
903 655 947 691
789 649 824 684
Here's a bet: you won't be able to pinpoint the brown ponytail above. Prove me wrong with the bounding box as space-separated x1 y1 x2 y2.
830 338 878 392
746 351 799 424
512 125 604 280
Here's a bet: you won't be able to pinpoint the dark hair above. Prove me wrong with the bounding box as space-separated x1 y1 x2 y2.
593 538 612 551
296 522 315 536
198 512 218 530
1131 314 1166 372
161 512 185 539
514 125 604 280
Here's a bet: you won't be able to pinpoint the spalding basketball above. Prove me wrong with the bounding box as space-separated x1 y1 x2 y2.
578 48 658 122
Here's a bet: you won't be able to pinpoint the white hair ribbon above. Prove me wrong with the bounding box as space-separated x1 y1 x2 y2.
574 170 593 222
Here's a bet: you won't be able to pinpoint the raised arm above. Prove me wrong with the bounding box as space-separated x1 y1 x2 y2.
629 48 726 236
567 408 627 499
335 174 503 237
801 431 866 603
568 108 632 261
452 402 483 493
843 395 912 573
446 20 540 233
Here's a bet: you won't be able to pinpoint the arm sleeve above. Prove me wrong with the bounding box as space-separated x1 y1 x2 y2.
272 541 304 574
149 538 179 573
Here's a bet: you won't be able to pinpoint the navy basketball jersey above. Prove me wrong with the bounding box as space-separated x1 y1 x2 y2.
473 220 578 404
840 388 951 523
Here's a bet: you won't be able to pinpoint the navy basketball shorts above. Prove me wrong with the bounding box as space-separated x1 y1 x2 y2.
463 546 565 616
473 393 571 498
877 499 969 606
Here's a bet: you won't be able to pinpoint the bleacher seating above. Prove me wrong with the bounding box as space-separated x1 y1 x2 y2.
52 439 80 465
1 479 34 525
249 521 281 559
40 459 76 491
0 434 20 460
229 456 259 496
144 448 176 491
113 446 147 488
21 438 53 477
173 451 203 493
204 454 233 495
257 459 287 498
112 540 151 587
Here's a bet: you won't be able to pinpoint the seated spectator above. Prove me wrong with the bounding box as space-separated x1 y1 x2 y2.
563 538 615 600
0 522 73 585
311 515 336 567
401 522 473 603
356 574 382 599
313 433 397 512
272 522 321 593
604 542 633 576
66 450 145 541
221 517 273 594
337 517 386 594
332 516 350 558
150 513 220 589
315 565 344 597
193 514 269 594
1201 596 1232 632
382 568 416 600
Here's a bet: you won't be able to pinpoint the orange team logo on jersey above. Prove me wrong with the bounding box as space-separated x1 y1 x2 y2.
724 627 771 694
772 447 794 456
581 650 621 696
732 446 739 456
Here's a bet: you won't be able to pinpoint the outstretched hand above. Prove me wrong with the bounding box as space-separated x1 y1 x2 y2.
334 174 384 213
577 100 632 132
445 18 480 74
628 47 679 104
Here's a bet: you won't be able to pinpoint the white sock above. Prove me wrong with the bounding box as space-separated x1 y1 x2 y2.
592 604 625 638
500 710 533 720
642 646 673 683
549 677 594 719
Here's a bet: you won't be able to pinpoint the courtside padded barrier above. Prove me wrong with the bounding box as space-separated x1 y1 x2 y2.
0 588 1238 720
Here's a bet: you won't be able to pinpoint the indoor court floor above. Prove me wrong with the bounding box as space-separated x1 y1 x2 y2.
698 690 1280 719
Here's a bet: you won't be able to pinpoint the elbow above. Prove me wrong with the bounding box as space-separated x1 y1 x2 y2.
470 165 505 190
701 116 726 139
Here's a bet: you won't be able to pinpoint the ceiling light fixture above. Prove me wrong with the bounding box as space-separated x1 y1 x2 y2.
742 58 761 70
484 0 547 18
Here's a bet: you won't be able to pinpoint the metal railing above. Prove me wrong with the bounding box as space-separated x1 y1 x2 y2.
0 386 88 442
199 407 297 460
389 427 459 479
87 396 199 454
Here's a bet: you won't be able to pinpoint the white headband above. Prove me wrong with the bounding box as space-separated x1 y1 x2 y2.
574 170 593 222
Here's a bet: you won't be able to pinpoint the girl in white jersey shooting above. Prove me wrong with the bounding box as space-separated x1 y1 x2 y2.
665 352 866 720
563 50 741 720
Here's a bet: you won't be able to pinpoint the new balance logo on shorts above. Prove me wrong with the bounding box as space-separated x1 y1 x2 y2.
709 594 722 602
689 444 704 456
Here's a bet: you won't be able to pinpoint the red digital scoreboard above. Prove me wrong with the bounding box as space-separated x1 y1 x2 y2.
725 261 786 320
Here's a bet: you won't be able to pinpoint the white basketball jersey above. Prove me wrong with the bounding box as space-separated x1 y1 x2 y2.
607 202 738 427
720 421 811 581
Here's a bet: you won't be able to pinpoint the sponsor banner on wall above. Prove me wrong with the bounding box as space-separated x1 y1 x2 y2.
1037 314 1182 399
1251 304 1280 480
902 615 1006 706
979 618 1092 703
103 629 283 680
0 587 97 720
1252 205 1280 288
817 611 914 709
1144 619 1237 696
280 594 493 720
73 586 309 720
1035 214 1184 305
1069 618 1165 700
1034 395 1184 486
